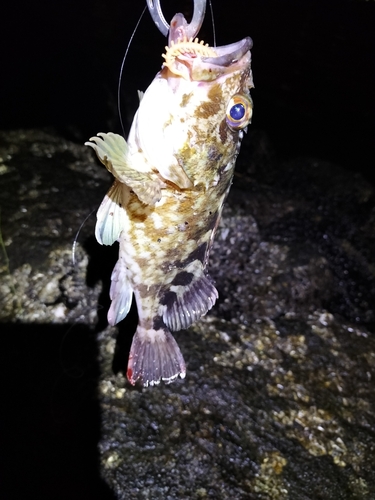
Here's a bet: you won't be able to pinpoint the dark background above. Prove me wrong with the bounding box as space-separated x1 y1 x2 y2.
0 1 374 498
2 0 374 183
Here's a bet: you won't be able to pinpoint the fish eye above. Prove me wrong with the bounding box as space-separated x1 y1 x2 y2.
226 94 253 130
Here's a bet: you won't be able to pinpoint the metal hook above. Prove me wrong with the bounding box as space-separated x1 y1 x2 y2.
146 0 206 38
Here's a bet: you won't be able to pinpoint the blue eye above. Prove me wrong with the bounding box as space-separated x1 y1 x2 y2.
226 94 253 130
230 103 245 121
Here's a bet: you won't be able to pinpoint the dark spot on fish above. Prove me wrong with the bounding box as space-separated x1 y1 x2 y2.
208 147 223 163
171 272 194 286
157 238 161 243
131 211 147 223
153 315 165 331
136 258 149 272
181 92 193 107
137 282 152 298
196 102 217 119
219 119 228 143
195 84 222 119
184 242 207 266
160 290 177 307
208 84 223 105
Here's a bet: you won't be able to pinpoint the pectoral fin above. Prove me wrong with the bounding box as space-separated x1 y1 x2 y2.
85 132 163 205
95 180 129 246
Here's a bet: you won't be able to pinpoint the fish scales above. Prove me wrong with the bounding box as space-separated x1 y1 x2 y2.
86 13 254 386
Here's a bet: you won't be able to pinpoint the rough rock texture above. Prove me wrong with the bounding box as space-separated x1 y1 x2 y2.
1 129 375 499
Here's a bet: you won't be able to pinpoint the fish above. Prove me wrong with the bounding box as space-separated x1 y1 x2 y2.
85 12 253 386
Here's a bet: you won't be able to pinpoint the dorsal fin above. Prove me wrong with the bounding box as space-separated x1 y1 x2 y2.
161 261 218 331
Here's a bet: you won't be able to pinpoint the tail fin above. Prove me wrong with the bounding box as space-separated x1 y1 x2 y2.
127 327 186 387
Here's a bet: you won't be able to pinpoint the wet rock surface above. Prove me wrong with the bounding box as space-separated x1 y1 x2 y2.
1 129 375 499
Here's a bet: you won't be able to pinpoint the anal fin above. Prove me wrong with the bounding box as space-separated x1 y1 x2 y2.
107 257 133 326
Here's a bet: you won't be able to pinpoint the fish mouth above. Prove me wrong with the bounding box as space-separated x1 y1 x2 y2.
202 37 253 68
163 15 252 81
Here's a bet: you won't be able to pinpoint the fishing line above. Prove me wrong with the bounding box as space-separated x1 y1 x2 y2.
71 209 96 266
118 5 147 138
208 0 216 47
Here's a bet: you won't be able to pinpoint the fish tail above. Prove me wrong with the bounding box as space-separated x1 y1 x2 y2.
127 326 186 387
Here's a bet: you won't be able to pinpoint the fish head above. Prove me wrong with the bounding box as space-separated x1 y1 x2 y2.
127 12 254 189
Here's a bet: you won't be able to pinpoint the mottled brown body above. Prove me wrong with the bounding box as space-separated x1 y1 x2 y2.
122 163 230 317
86 15 253 386
124 71 246 292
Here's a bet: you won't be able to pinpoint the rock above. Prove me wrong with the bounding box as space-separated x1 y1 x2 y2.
1 129 374 499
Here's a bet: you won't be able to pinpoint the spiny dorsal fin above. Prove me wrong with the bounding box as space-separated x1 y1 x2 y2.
161 261 218 331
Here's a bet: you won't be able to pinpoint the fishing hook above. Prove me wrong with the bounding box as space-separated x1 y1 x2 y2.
146 0 206 38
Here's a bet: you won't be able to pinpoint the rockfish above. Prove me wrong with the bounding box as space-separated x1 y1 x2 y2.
86 13 253 386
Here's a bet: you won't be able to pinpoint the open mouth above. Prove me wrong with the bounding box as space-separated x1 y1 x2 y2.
163 27 252 80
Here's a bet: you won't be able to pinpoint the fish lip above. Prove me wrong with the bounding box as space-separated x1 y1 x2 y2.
202 37 253 67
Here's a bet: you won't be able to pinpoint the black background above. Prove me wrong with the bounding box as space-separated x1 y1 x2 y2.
0 1 374 498
2 0 374 183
